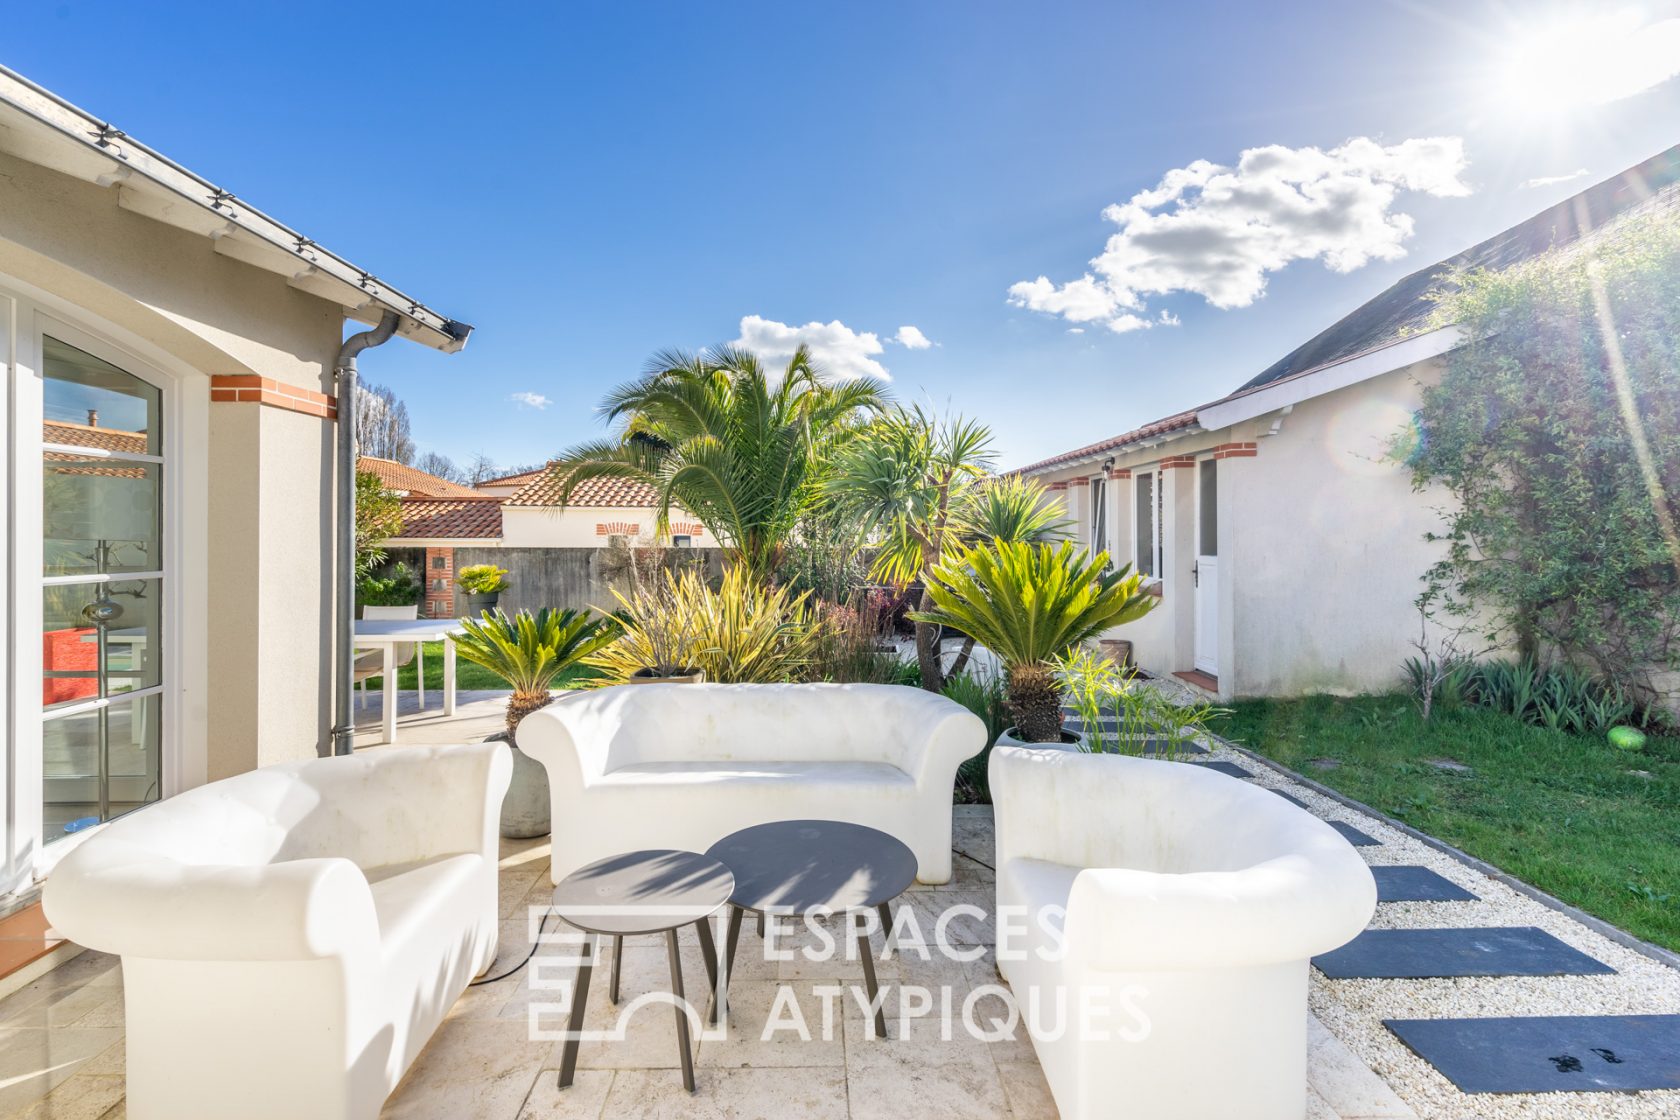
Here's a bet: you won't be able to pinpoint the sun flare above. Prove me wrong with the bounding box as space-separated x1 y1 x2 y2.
1496 9 1680 113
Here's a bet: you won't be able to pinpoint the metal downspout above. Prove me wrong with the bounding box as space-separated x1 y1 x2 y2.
330 310 400 755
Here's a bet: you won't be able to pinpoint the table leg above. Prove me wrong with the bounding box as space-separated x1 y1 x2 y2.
712 905 743 1025
380 644 397 744
666 929 696 1093
696 915 719 1012
415 641 425 713
609 934 623 1004
855 910 887 1039
443 635 457 716
877 902 895 956
557 934 595 1089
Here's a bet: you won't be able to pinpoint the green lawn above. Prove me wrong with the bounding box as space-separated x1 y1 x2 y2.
363 641 601 691
1210 693 1680 953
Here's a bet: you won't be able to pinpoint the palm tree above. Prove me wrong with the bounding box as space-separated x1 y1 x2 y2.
826 408 1068 690
550 346 888 582
910 539 1156 742
452 608 620 739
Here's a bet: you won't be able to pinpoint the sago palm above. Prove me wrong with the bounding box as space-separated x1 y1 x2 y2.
910 539 1156 742
453 608 620 739
550 345 888 581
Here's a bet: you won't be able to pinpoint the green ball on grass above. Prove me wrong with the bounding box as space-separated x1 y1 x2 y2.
1608 725 1646 752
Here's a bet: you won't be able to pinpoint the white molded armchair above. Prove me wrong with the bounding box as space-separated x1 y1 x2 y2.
44 742 512 1120
518 682 986 884
990 745 1376 1120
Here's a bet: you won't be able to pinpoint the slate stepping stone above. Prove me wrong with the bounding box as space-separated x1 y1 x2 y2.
1371 865 1478 903
1191 760 1252 778
1328 820 1380 846
1384 1015 1680 1093
1060 726 1207 756
1313 927 1614 979
1272 789 1310 809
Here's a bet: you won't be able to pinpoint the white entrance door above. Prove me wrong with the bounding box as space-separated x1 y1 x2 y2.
1193 458 1218 675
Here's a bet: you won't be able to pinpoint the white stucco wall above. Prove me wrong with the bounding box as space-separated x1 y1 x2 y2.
501 506 716 549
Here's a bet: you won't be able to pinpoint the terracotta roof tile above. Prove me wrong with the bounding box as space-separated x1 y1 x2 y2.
1013 409 1202 475
391 497 503 540
475 467 547 488
357 456 481 498
504 469 660 508
43 419 150 456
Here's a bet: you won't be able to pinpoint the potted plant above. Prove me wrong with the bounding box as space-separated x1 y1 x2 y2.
455 564 510 615
910 538 1156 747
452 607 619 837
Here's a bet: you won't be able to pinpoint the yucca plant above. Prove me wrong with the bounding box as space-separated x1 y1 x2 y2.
910 539 1157 742
453 608 620 739
587 567 820 684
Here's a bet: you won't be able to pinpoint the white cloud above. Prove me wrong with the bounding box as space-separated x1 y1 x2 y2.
509 391 551 410
1520 168 1589 190
1066 327 1085 335
1009 136 1471 333
891 325 933 349
731 315 893 381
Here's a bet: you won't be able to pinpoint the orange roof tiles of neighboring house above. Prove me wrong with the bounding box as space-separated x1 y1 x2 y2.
43 419 151 456
504 470 660 508
357 455 481 498
390 497 504 540
475 467 548 488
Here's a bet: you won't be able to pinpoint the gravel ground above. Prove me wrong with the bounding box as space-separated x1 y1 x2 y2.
1192 736 1680 1119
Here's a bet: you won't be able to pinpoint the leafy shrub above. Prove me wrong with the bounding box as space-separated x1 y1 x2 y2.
1055 648 1224 759
1463 659 1636 734
942 668 1007 802
357 561 419 607
805 599 900 683
456 564 510 594
587 567 819 684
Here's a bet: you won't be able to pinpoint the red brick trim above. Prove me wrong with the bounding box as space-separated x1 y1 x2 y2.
210 375 338 420
1212 442 1258 459
1068 476 1090 487
1046 481 1068 492
423 547 455 618
1106 468 1131 480
1158 455 1197 470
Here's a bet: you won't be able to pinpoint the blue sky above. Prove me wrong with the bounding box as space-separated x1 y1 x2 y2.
9 1 1680 469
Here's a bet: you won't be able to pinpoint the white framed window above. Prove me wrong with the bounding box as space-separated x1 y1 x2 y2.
4 277 205 893
1134 470 1160 579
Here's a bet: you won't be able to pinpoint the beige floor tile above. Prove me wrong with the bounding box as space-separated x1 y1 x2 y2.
0 1073 124 1120
845 1051 1010 1120
994 1058 1058 1120
1306 1083 1339 1120
381 1018 547 1120
514 1069 612 1120
79 1039 123 1077
0 982 117 1030
840 1001 994 1069
0 1028 123 1116
697 981 845 1068
600 1067 847 1120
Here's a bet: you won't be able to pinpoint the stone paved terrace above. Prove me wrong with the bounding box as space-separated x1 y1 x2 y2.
5 693 1676 1118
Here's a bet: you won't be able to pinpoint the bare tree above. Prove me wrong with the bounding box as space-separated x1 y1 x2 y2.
413 450 464 483
355 382 415 463
1406 600 1495 721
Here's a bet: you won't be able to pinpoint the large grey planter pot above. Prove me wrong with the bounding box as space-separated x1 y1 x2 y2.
996 727 1084 752
465 591 500 617
495 733 551 839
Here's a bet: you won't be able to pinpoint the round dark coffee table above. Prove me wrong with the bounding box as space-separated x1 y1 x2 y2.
551 849 734 1093
706 819 918 1038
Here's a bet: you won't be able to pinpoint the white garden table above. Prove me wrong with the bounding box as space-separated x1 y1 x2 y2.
353 618 467 744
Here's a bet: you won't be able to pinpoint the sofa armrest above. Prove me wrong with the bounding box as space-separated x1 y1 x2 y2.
905 707 987 788
45 852 379 962
1066 852 1376 972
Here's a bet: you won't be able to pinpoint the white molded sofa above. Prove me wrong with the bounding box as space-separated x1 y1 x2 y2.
519 682 986 884
990 745 1376 1120
44 742 512 1120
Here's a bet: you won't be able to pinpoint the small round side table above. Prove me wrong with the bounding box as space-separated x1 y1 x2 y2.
550 849 734 1093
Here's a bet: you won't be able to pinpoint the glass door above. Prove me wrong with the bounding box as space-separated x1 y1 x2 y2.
40 335 164 839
